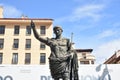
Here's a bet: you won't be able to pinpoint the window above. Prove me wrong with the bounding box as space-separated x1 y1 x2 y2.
0 39 4 49
40 53 46 64
13 39 19 48
80 61 85 64
0 53 3 64
84 61 89 64
14 25 20 34
25 53 31 64
80 61 89 64
0 25 5 34
82 53 86 59
26 26 31 35
40 26 46 35
40 42 46 49
25 39 31 49
12 53 18 64
91 61 94 64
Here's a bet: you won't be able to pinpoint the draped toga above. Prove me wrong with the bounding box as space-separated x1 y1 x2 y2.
46 38 71 79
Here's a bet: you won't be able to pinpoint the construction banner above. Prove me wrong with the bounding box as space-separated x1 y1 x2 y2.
0 64 119 80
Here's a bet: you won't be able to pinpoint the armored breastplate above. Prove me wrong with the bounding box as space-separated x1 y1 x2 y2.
50 38 68 57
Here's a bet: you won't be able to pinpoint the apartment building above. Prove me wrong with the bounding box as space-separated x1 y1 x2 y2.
76 49 95 64
0 7 53 65
0 6 96 65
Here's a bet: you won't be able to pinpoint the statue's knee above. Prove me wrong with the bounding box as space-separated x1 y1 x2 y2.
63 73 69 80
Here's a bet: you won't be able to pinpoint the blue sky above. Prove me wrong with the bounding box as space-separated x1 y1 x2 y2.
0 0 120 64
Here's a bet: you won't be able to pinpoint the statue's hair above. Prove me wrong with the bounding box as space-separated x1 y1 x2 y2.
53 26 63 32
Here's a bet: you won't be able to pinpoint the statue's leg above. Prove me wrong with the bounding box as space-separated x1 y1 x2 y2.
63 72 69 80
63 77 69 80
54 78 59 80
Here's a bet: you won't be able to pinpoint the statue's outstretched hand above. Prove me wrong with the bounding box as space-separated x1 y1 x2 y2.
31 20 35 28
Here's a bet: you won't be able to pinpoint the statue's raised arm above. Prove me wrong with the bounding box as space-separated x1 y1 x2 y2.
31 20 48 44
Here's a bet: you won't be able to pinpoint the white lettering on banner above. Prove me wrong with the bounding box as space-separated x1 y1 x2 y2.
0 76 13 80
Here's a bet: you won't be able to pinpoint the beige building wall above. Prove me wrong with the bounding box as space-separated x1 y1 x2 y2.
0 18 53 65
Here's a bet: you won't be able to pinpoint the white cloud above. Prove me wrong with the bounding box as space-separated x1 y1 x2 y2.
55 4 105 24
0 4 22 18
93 39 120 64
97 30 117 39
71 4 105 22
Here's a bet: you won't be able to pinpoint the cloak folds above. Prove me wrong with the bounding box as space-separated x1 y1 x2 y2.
49 56 70 78
70 51 79 80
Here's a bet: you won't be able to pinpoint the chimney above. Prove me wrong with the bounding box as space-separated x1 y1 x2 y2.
0 6 3 18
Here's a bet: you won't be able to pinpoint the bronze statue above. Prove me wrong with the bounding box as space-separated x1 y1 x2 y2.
31 20 79 80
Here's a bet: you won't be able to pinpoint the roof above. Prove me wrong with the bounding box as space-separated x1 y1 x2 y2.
75 49 93 52
0 18 53 24
104 52 120 64
0 18 53 21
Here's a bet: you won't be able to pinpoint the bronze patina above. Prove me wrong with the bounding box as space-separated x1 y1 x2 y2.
31 20 79 80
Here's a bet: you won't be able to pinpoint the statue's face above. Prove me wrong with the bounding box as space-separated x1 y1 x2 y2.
54 29 62 36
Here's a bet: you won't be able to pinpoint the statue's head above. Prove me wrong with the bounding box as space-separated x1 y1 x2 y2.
53 26 63 32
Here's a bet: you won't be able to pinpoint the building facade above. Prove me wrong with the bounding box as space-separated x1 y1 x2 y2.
0 8 53 65
0 7 96 65
104 50 120 64
76 49 95 64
